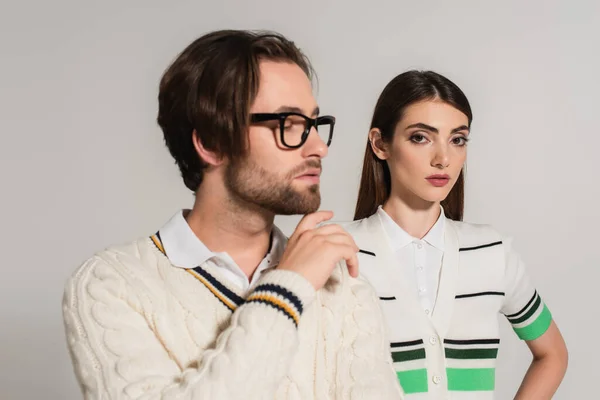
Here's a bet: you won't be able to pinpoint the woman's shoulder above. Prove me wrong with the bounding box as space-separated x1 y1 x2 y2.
447 218 496 234
332 214 377 232
448 219 513 249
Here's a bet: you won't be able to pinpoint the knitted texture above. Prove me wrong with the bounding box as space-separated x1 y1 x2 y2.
63 237 404 399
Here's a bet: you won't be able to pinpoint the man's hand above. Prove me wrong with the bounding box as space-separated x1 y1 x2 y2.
277 211 359 290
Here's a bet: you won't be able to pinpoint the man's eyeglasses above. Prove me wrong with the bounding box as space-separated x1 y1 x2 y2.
250 112 336 149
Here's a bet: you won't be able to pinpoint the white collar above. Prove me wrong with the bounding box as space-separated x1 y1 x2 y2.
377 205 446 251
158 209 286 269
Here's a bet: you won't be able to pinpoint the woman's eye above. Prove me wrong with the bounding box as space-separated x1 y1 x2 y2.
410 134 427 143
452 136 469 146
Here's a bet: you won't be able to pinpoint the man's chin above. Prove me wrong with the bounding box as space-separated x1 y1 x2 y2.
271 192 321 215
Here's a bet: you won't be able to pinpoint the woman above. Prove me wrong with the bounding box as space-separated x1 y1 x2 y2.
344 70 567 399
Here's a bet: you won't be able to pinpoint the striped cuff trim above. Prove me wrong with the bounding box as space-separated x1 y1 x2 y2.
246 284 303 327
507 291 541 324
513 304 552 341
506 290 538 319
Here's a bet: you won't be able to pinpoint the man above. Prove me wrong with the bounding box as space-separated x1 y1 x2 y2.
62 30 403 399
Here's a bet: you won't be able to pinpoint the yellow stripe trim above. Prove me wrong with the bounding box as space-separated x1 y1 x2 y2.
187 269 237 312
151 233 238 312
150 235 165 254
246 293 299 326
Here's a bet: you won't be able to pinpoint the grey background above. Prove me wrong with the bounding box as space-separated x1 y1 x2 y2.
1 0 598 398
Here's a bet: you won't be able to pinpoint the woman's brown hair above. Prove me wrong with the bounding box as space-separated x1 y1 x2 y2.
354 70 472 221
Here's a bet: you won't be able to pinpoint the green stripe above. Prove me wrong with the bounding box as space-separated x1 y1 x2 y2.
445 348 498 359
447 368 495 391
513 304 552 341
392 348 426 363
397 369 428 394
508 294 541 324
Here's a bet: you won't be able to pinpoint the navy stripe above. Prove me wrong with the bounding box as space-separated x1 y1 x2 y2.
505 291 538 319
151 232 164 253
151 233 244 311
379 296 396 301
246 298 297 326
444 338 500 345
204 287 236 311
391 339 424 348
358 249 376 257
192 266 245 307
253 283 303 315
455 291 505 299
459 241 503 252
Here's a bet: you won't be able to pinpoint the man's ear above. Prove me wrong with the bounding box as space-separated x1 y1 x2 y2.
192 130 224 167
369 128 390 161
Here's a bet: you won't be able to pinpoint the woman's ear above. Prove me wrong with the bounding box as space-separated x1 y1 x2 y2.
369 128 390 161
192 130 224 167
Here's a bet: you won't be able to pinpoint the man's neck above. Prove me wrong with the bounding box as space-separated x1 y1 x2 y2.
186 184 275 281
382 189 441 239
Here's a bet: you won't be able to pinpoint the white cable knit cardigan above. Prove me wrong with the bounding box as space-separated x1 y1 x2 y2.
62 236 404 399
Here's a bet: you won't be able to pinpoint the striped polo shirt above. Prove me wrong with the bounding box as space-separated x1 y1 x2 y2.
343 213 553 399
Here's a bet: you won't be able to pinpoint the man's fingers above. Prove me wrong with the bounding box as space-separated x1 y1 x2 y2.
311 224 347 237
292 211 334 237
345 251 359 278
320 233 360 251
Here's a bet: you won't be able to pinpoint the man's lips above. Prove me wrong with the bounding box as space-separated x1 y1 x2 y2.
295 169 321 183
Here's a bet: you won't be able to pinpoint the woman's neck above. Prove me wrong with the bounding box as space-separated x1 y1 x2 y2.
382 194 441 239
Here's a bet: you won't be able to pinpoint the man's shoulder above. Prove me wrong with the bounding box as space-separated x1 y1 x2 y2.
65 236 159 289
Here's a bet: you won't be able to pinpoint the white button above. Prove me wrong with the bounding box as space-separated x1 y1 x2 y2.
429 336 437 345
425 309 430 315
418 265 424 270
417 243 423 249
419 286 426 293
432 375 442 384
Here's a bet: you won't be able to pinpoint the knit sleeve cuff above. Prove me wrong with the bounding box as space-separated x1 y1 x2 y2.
246 269 316 327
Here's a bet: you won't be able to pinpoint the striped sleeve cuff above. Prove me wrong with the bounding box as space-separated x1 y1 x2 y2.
505 291 552 341
246 270 315 327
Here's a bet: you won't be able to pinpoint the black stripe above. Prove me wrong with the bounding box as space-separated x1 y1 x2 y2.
455 291 505 299
253 283 303 315
246 298 298 326
459 241 503 252
391 339 424 348
155 230 162 242
358 249 376 257
444 338 500 345
508 294 541 324
505 291 538 319
192 266 245 307
379 296 396 301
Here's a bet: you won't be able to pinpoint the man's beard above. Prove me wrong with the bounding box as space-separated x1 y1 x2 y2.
225 157 321 215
